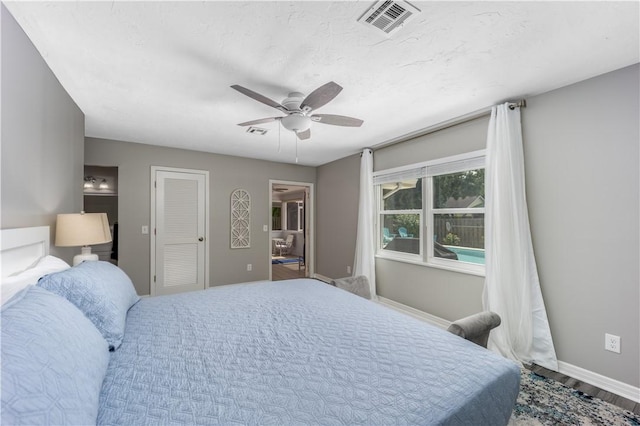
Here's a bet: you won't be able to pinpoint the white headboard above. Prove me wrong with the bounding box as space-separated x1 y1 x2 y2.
1 226 50 279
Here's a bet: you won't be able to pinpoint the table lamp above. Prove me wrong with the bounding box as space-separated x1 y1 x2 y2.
55 211 112 266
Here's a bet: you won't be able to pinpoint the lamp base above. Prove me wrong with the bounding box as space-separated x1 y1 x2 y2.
73 246 99 266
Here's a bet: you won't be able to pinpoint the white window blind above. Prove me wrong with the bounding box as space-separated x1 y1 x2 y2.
373 167 426 185
374 151 485 185
426 155 485 176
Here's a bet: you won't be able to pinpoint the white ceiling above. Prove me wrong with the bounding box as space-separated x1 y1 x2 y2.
5 1 639 166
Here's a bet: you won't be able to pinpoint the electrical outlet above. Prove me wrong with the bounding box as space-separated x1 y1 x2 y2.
605 333 621 353
246 264 252 272
347 265 352 274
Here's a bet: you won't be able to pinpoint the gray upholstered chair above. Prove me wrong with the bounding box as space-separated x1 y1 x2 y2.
331 275 371 300
446 311 501 348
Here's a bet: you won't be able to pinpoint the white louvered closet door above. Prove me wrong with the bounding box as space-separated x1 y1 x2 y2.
154 170 206 295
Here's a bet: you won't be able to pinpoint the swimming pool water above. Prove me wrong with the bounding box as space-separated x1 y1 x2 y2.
446 246 485 265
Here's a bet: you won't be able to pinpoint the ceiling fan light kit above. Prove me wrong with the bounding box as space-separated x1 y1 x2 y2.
281 114 311 133
231 81 363 141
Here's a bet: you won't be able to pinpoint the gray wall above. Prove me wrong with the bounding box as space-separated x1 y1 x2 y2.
373 116 489 171
316 153 360 280
85 137 315 295
316 64 639 388
523 64 639 388
1 5 84 263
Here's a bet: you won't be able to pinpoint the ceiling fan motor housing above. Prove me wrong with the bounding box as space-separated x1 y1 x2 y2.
282 92 305 111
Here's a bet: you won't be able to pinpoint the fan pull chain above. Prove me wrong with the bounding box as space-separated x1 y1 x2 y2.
277 124 281 153
295 132 299 164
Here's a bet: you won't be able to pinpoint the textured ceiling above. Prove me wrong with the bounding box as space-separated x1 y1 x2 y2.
5 1 639 166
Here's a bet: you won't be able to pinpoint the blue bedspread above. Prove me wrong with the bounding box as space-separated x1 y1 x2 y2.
98 279 519 425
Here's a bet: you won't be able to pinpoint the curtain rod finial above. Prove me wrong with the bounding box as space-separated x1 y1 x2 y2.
508 100 527 110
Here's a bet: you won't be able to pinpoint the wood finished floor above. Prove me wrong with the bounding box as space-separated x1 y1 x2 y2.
271 256 307 281
527 364 640 415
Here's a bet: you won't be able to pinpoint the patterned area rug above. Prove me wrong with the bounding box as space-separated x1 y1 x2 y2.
271 257 301 265
510 369 640 425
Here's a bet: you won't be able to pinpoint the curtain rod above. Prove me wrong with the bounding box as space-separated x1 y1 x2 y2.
371 99 526 152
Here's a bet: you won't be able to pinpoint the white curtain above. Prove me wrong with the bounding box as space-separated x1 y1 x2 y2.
353 148 377 299
483 103 558 371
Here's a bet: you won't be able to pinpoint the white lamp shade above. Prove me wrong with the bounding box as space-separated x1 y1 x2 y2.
55 212 112 247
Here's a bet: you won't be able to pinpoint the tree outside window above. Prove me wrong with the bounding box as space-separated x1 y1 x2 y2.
432 169 485 252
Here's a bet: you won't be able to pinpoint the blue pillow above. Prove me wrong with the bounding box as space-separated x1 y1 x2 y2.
38 261 140 350
1 286 109 425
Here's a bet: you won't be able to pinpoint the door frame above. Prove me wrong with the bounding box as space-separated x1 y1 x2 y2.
269 179 314 281
150 166 210 296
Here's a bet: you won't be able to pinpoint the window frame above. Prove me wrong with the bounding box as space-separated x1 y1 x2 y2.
377 209 423 260
283 200 304 232
297 202 304 231
425 178 485 275
375 170 424 261
374 150 486 276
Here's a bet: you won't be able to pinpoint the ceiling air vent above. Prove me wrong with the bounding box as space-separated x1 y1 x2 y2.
358 0 420 36
246 127 268 135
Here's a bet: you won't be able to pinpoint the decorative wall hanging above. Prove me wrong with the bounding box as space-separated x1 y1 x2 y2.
230 189 251 248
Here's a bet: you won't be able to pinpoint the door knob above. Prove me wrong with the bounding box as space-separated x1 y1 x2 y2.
198 237 204 242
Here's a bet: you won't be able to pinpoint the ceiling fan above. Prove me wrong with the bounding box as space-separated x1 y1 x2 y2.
231 82 364 140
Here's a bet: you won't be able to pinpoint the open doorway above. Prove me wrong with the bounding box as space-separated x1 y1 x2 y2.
269 180 313 281
83 165 118 265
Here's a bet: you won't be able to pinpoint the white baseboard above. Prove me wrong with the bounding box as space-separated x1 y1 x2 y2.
376 296 451 329
557 361 640 403
312 273 333 284
376 296 640 403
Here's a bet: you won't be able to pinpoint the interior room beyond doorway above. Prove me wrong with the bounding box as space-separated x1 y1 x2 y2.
271 182 311 281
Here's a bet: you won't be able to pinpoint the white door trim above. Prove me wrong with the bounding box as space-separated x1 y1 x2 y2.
269 179 314 281
150 166 210 296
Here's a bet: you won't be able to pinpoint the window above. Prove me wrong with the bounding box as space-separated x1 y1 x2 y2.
285 201 304 231
378 178 422 256
428 168 485 272
272 204 282 230
374 151 485 274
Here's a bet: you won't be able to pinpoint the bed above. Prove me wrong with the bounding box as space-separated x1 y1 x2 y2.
1 226 520 425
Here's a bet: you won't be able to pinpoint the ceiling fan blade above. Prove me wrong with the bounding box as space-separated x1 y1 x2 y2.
296 128 311 140
310 114 364 127
237 117 280 126
300 82 343 113
231 85 288 113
